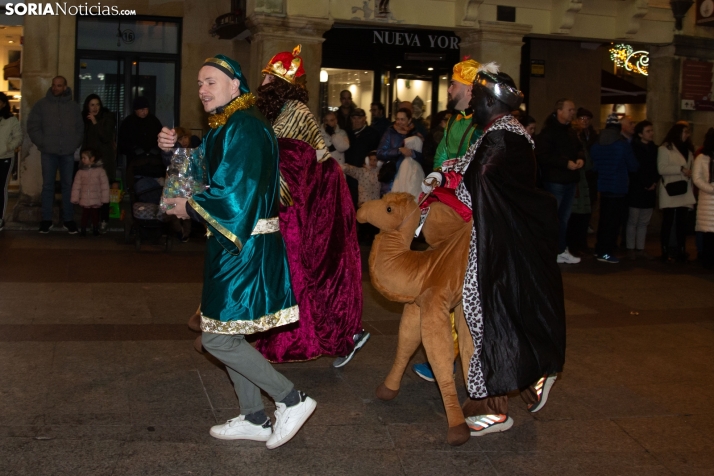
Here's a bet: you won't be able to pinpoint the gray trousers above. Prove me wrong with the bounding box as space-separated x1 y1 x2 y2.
626 207 654 250
201 332 294 415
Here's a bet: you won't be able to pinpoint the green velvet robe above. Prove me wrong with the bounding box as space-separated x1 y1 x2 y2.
189 101 298 335
433 112 483 170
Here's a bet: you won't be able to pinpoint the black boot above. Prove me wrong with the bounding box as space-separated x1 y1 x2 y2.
676 246 689 263
660 245 669 262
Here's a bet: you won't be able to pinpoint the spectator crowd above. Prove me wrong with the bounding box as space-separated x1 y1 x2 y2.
7 75 714 270
527 99 712 268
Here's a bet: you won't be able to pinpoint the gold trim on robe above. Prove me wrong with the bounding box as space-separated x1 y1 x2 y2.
200 305 299 335
251 217 280 234
188 197 243 251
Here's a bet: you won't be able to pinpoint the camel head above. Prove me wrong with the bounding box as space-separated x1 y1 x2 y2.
356 192 420 234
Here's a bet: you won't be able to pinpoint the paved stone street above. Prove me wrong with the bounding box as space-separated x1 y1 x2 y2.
1 229 713 475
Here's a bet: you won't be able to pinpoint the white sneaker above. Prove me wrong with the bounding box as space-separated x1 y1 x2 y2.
557 248 581 264
266 391 316 449
209 415 272 441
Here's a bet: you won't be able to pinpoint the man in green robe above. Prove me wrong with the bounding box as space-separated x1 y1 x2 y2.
432 59 484 171
160 55 315 450
413 58 484 382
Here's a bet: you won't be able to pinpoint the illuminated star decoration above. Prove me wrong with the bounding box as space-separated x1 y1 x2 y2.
609 43 649 76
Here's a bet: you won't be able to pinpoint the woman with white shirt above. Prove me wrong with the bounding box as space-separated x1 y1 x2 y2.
692 128 714 269
657 123 696 262
320 111 349 165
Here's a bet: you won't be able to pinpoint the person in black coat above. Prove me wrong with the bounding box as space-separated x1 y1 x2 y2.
119 96 163 188
535 99 584 264
441 68 565 436
626 120 659 259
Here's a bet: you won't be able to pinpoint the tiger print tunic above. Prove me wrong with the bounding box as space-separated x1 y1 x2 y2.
273 100 331 205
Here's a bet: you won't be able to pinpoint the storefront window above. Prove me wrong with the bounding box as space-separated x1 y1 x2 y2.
393 76 431 122
77 18 179 54
321 68 374 113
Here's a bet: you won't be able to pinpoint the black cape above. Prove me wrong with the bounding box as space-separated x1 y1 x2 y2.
463 129 566 396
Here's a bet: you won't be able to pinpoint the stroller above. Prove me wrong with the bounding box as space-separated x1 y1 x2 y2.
123 152 172 252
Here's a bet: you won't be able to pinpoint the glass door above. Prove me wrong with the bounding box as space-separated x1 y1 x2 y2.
133 59 177 128
77 56 177 128
77 57 124 119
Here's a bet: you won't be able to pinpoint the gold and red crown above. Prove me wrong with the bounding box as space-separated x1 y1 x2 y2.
262 45 306 85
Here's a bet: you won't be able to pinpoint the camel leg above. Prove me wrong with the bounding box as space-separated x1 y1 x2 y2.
418 292 469 446
377 303 422 401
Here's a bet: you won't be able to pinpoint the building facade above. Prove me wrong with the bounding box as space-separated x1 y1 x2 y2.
6 0 714 220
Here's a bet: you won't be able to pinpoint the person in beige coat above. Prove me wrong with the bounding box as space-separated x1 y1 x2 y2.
693 129 714 269
657 123 696 262
0 92 21 231
71 148 109 236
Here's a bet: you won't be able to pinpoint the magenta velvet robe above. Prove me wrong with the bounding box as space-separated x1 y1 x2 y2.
254 138 363 361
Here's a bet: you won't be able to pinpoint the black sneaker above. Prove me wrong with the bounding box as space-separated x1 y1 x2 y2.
63 221 79 234
93 226 100 236
39 221 52 234
80 228 87 236
332 331 371 368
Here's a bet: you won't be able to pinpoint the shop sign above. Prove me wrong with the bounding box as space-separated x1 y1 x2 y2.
372 30 459 50
696 0 714 26
322 26 461 69
681 59 714 110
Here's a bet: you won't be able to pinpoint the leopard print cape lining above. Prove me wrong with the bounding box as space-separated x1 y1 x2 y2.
448 115 534 399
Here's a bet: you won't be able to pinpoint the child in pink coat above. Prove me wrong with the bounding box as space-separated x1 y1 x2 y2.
71 148 110 236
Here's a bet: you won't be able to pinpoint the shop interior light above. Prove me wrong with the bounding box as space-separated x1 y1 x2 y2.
428 67 434 71
8 40 13 43
320 70 328 83
396 65 402 69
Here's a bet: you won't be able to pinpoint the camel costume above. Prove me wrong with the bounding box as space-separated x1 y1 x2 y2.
357 193 473 445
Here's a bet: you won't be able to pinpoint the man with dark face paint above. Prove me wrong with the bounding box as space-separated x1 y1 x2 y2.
435 64 566 437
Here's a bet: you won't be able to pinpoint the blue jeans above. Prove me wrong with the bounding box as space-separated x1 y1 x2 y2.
41 152 75 221
543 181 576 253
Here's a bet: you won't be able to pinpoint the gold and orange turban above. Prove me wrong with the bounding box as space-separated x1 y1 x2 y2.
452 59 481 86
262 45 306 85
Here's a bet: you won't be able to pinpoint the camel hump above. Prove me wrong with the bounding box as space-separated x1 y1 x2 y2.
422 202 472 247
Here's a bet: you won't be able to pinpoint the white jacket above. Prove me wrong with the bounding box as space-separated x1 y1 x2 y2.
320 124 349 165
693 154 714 233
657 145 696 209
0 116 21 159
391 156 425 201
